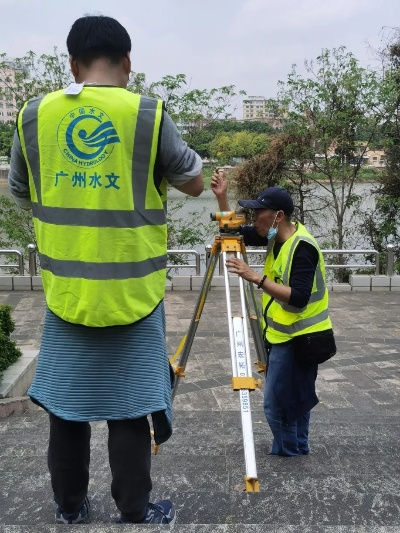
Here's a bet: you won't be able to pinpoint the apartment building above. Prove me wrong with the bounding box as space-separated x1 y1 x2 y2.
242 96 282 127
0 60 26 124
363 149 386 168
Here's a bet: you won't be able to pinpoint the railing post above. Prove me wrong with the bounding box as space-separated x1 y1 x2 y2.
195 252 200 275
28 243 37 276
386 244 395 277
205 245 212 269
17 251 24 275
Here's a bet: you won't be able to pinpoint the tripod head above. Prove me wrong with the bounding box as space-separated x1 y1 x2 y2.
210 210 248 235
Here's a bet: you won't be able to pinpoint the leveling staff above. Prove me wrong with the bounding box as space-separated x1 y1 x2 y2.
211 170 332 457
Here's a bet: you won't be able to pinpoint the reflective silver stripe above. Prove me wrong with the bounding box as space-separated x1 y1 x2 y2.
32 201 167 228
39 253 167 280
20 96 44 203
278 235 326 312
267 308 330 334
277 289 326 313
132 96 160 221
276 299 306 313
282 235 320 285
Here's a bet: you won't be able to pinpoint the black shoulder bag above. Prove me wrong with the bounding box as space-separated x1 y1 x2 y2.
292 329 336 366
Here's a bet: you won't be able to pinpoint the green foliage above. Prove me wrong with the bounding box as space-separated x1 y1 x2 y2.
128 72 246 150
234 47 398 261
166 197 214 275
191 120 275 157
356 29 400 272
209 131 270 163
0 195 36 274
0 50 72 110
0 123 14 158
0 333 23 375
0 304 15 336
0 305 22 383
230 132 303 200
0 193 36 248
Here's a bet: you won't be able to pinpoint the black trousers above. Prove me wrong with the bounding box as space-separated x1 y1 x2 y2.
48 413 152 521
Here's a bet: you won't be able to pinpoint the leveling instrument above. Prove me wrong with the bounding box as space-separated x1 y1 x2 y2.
170 210 268 492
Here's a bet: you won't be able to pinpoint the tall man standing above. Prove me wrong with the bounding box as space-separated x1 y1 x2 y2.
9 15 204 525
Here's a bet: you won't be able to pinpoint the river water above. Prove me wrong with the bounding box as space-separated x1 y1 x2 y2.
0 178 376 275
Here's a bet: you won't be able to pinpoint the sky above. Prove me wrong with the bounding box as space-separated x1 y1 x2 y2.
1 0 399 116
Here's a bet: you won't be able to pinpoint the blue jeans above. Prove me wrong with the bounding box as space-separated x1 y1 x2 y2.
264 341 315 456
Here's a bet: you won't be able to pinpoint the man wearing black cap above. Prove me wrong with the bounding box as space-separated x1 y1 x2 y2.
211 170 332 456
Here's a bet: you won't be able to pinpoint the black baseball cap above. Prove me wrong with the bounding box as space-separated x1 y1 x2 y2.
238 187 294 216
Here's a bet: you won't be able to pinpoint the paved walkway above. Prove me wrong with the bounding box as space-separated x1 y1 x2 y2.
1 289 400 531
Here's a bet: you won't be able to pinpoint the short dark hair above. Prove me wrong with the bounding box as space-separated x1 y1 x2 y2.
67 15 131 66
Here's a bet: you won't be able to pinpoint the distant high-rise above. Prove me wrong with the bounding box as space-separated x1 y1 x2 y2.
242 96 281 127
0 60 28 124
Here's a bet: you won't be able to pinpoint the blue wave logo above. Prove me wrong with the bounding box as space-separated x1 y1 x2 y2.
58 106 120 167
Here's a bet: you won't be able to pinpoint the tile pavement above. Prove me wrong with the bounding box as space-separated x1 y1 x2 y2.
0 290 400 530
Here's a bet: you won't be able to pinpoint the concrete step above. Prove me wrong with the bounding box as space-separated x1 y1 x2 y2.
0 349 38 399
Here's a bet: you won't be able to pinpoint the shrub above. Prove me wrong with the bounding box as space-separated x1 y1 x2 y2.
0 305 22 383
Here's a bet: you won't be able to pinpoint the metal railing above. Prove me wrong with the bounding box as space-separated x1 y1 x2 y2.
167 249 201 275
0 245 395 278
0 250 24 275
218 248 381 276
321 249 380 276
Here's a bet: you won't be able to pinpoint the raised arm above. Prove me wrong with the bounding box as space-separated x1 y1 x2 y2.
210 169 230 211
157 110 204 197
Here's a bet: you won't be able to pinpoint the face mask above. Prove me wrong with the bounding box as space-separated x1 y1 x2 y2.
266 226 278 240
266 213 279 239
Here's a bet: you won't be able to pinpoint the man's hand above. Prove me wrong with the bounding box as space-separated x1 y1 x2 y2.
225 257 260 284
211 168 230 211
211 168 228 198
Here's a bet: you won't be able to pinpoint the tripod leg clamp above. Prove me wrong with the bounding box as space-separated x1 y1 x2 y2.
174 365 186 378
254 360 267 373
232 377 262 391
244 476 260 492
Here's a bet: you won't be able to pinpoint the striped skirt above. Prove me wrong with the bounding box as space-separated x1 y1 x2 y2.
28 301 173 441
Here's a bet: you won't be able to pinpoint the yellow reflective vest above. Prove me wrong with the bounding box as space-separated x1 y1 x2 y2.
262 223 332 344
17 87 167 327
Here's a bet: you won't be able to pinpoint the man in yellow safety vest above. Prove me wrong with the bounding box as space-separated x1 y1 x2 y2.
211 169 333 457
9 14 204 525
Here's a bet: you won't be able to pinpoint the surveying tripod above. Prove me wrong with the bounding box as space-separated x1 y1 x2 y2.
171 211 268 493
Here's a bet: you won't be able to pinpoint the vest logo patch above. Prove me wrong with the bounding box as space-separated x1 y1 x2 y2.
57 106 120 167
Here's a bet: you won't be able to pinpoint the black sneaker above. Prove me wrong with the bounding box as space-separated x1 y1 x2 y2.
118 500 176 524
55 496 91 524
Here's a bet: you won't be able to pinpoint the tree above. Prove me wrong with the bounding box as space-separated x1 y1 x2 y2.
0 50 72 112
0 123 14 158
358 28 400 273
233 48 397 280
209 131 270 163
128 72 246 151
0 196 36 273
0 304 22 384
209 133 236 164
180 119 275 158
